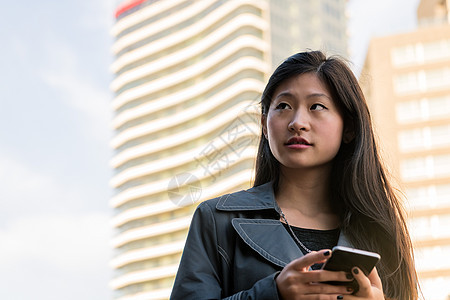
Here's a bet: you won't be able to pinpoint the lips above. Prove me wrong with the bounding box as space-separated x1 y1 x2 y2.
285 136 312 146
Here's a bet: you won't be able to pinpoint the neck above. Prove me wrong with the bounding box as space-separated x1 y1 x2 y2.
275 165 339 229
277 166 332 211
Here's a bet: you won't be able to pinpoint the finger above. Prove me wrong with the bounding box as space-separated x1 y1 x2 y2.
306 270 353 283
351 267 371 296
306 282 354 295
301 295 347 300
290 249 332 271
367 266 383 289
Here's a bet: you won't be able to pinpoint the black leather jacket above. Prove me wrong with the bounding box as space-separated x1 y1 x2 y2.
170 182 352 300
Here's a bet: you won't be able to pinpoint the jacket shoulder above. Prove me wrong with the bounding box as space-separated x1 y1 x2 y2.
197 182 276 212
195 189 248 212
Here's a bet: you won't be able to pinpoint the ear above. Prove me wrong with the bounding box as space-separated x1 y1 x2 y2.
261 114 268 139
342 120 355 144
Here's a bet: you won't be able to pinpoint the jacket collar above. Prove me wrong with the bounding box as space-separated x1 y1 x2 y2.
216 182 280 213
216 181 353 268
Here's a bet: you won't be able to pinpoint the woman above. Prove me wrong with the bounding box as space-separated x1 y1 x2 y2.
170 51 419 299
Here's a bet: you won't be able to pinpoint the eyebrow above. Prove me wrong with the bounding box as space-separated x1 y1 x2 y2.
307 93 332 100
274 92 332 101
273 92 294 100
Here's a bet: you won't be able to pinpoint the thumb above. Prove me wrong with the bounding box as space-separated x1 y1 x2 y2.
367 267 382 289
290 249 331 271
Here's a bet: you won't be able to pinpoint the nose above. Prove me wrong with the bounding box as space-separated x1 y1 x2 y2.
288 109 310 132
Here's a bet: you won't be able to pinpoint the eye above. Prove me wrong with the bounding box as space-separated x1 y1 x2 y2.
310 103 326 111
275 102 291 110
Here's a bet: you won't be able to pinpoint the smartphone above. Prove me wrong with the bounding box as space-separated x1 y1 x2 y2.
320 246 381 293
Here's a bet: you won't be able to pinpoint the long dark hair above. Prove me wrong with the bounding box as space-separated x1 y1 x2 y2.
254 51 418 299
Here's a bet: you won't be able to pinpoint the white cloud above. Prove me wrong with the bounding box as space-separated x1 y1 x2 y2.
38 39 112 141
41 67 111 125
0 213 112 300
0 151 111 299
0 213 111 271
0 151 112 268
0 155 64 215
0 152 92 219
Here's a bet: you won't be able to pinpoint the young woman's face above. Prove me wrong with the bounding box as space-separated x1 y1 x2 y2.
263 73 344 172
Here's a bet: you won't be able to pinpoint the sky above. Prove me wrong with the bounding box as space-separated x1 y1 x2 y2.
0 0 420 299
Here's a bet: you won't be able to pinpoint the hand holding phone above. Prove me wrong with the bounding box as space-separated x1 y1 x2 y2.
321 246 381 293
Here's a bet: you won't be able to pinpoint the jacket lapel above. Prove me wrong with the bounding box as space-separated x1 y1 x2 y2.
231 218 354 268
231 218 303 268
216 182 354 268
217 183 302 267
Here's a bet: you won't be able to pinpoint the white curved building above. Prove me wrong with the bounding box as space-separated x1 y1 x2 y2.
110 1 270 299
109 0 348 299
